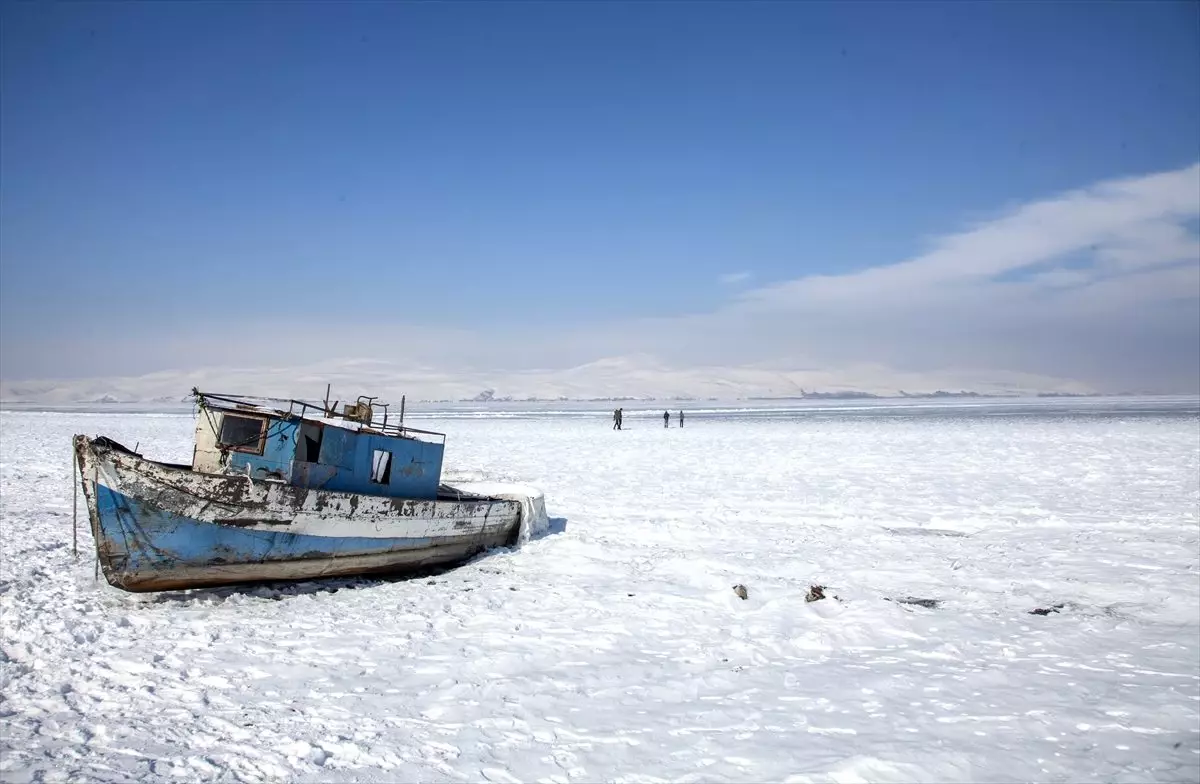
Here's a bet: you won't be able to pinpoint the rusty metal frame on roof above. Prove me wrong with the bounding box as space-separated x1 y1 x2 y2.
190 390 446 444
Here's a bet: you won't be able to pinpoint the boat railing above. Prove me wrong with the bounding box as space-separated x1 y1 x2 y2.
191 390 446 443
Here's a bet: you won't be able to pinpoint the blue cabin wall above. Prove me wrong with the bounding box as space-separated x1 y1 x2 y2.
317 427 358 470
298 429 444 500
367 433 444 499
227 419 300 480
214 412 444 499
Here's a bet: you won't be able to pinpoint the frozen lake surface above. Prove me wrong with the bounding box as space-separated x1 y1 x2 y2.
1 398 1198 783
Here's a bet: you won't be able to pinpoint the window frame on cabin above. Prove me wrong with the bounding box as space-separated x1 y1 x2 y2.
217 414 269 455
370 449 393 484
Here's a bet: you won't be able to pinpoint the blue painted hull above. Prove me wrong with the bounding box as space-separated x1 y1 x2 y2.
74 436 523 592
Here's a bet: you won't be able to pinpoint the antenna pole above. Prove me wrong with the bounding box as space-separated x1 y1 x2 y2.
324 384 331 416
400 395 406 430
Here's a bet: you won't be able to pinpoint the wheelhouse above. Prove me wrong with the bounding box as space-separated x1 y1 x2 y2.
191 391 446 500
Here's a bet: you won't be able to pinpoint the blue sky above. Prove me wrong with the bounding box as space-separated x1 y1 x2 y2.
1 1 1198 391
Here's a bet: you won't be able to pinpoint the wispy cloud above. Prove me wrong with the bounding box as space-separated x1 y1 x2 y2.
4 164 1198 395
718 271 753 285
733 163 1200 313
651 162 1200 391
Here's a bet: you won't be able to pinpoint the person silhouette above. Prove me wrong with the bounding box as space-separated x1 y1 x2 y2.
663 410 670 428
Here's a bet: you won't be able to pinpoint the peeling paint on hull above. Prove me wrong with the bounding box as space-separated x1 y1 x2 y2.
73 436 523 592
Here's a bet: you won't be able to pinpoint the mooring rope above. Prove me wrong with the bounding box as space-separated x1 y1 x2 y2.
72 444 78 560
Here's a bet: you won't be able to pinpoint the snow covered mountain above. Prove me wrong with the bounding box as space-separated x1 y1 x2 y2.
0 355 1100 405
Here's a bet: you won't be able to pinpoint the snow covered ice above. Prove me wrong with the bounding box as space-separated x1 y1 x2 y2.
1 399 1198 783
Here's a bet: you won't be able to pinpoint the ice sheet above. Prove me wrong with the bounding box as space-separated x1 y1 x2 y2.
1 405 1197 783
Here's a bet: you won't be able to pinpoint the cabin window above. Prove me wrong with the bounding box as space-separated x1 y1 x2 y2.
371 449 392 484
218 415 267 454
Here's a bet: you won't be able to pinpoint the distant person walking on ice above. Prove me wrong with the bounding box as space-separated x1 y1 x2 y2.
613 408 623 430
663 410 670 428
679 410 684 427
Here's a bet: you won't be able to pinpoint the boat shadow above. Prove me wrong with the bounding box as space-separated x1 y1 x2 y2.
137 516 569 605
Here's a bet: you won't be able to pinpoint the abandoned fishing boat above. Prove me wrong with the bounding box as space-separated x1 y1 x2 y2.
72 390 547 592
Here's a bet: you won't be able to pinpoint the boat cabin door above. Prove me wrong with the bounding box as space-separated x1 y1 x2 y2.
296 421 324 463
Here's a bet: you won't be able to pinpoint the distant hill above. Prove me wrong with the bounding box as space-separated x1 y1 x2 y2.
0 354 1111 405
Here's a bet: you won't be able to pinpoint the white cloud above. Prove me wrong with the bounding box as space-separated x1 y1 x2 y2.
718 271 753 285
655 162 1200 391
733 163 1200 312
3 163 1198 397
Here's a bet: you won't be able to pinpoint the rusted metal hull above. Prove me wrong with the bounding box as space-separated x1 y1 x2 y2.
72 435 523 593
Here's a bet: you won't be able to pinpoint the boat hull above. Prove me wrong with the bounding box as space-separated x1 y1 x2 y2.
73 435 524 592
